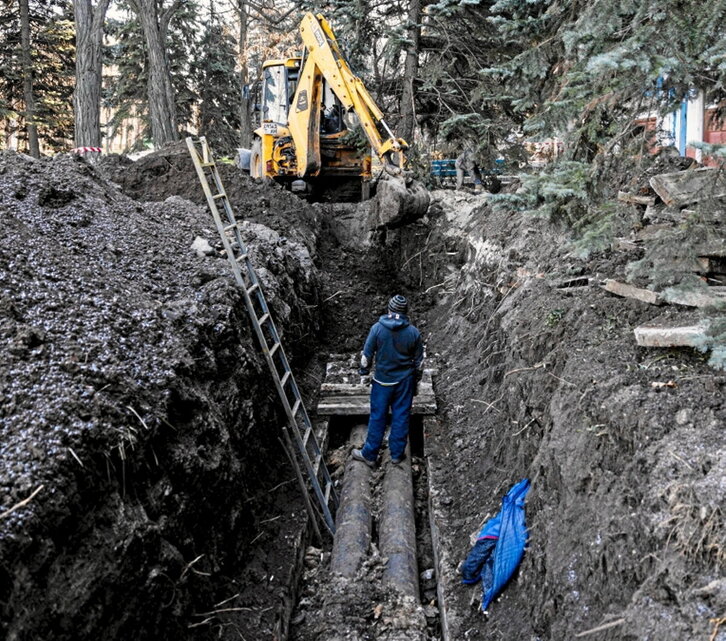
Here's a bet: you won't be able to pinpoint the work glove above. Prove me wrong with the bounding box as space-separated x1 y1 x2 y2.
358 367 370 376
414 370 423 396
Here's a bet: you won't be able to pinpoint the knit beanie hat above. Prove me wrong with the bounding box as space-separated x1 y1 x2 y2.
388 294 408 315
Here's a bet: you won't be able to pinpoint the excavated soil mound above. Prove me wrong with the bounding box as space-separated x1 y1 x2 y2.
0 151 321 640
100 143 320 253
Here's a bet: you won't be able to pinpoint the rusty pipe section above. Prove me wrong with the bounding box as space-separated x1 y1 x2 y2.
380 446 419 599
330 424 372 578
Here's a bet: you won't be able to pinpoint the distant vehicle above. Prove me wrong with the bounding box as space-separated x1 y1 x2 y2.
239 11 428 217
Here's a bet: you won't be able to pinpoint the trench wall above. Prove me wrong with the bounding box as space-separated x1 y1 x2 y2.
396 192 725 641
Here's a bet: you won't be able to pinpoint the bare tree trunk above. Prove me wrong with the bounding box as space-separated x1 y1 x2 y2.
19 0 40 157
237 0 252 147
399 0 422 145
130 0 180 147
73 0 111 148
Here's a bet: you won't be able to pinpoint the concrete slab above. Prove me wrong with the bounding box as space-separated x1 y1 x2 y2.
601 279 662 305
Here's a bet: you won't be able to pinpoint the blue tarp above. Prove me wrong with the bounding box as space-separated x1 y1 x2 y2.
461 478 530 612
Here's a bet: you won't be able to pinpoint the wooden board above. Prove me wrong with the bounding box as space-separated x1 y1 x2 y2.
649 167 726 207
316 353 437 415
618 190 655 206
634 323 708 347
664 286 726 308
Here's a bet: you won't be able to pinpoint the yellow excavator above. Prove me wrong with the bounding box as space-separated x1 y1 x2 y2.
245 12 429 225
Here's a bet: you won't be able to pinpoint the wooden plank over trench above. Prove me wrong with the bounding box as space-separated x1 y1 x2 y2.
317 353 437 415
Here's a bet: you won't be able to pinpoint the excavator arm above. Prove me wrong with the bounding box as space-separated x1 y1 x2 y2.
287 12 408 178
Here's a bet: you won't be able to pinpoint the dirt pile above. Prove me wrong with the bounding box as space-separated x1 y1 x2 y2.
0 150 321 640
417 190 725 640
100 143 320 253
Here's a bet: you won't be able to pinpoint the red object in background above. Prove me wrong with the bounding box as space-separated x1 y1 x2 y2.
702 108 726 166
633 116 661 155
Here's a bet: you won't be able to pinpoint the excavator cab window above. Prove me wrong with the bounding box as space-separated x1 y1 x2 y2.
321 82 345 135
262 64 289 124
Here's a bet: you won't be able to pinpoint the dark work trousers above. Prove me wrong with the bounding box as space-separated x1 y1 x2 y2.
361 374 415 461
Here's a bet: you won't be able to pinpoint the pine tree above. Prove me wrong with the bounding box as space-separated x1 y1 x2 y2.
193 11 241 155
0 0 75 153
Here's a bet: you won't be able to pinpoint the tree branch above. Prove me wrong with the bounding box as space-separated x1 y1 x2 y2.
91 0 113 39
160 0 184 39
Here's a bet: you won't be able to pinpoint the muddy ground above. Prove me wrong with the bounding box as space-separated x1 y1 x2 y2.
1 146 724 641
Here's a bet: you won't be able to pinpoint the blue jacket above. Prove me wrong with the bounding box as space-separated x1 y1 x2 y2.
362 313 424 384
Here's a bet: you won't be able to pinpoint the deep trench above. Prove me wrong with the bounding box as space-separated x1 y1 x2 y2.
7 151 724 641
288 414 441 641
276 211 448 640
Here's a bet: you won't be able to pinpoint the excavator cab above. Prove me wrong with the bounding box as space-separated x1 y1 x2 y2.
246 12 428 218
260 60 298 127
252 57 367 201
258 61 345 135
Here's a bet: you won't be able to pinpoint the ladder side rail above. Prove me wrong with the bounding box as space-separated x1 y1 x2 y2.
186 137 338 534
187 139 285 386
284 369 338 509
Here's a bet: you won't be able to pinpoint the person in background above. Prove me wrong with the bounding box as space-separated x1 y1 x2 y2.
352 295 424 467
455 149 483 191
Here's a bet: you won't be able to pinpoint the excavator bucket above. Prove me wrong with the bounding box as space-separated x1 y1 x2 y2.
369 171 430 229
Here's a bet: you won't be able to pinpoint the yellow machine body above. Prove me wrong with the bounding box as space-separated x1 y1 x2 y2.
249 13 407 199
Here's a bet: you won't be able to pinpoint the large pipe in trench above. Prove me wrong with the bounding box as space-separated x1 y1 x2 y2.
330 424 372 578
380 446 419 600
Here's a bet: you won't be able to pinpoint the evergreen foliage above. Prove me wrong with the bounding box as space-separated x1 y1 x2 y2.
105 1 201 149
193 14 242 155
0 0 75 152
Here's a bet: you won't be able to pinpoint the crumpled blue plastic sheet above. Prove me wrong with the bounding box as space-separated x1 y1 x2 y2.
461 478 531 612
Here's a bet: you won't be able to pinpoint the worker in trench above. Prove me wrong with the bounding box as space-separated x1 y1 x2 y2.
352 295 424 467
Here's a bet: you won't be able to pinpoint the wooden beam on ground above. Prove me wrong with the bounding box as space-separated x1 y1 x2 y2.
665 286 726 308
317 353 437 416
612 238 642 252
634 323 708 347
601 279 662 305
650 167 726 207
618 190 655 206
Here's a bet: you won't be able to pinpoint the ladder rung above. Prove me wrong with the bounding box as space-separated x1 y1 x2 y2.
302 424 312 449
236 253 248 263
324 481 332 503
292 398 302 418
214 193 226 200
258 313 270 325
200 161 215 167
269 342 280 357
224 222 237 232
313 452 323 476
247 283 259 296
280 371 291 388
